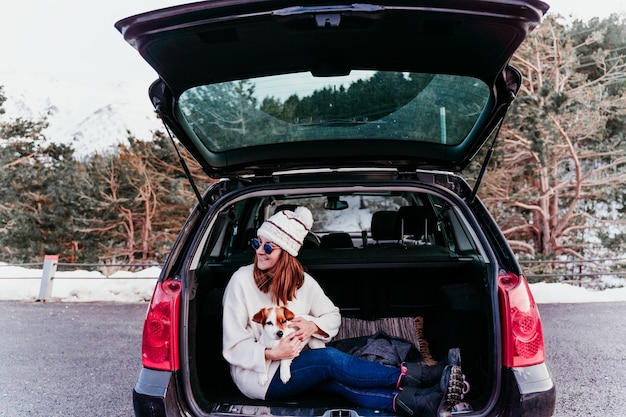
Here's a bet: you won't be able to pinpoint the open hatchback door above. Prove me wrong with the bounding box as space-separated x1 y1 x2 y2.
116 0 549 178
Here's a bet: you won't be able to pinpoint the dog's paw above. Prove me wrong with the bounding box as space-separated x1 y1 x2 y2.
280 364 292 384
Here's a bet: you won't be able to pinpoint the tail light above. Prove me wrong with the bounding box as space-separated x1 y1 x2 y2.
141 278 181 371
498 272 546 368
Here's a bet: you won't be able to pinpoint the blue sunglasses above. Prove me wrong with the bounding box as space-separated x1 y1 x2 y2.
250 238 277 255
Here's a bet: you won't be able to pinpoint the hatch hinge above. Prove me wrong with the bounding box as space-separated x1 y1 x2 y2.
157 108 208 213
274 4 384 17
469 117 503 204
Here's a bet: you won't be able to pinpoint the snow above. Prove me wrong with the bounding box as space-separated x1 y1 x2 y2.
0 263 159 303
0 71 163 159
530 282 626 303
1 262 625 304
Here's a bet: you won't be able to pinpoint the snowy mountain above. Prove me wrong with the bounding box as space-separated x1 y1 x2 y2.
0 71 163 158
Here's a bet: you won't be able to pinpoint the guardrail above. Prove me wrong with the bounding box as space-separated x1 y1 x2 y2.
519 257 626 287
0 255 162 301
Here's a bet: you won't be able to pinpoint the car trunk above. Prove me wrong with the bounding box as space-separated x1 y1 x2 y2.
185 183 497 415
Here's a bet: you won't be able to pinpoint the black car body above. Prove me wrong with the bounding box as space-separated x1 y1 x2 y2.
115 1 556 416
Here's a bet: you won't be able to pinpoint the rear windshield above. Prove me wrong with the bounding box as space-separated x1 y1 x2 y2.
177 71 490 152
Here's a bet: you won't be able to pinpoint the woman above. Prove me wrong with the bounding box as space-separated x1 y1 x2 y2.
222 206 467 417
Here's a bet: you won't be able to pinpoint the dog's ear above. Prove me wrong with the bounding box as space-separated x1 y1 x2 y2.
281 306 295 321
252 308 266 324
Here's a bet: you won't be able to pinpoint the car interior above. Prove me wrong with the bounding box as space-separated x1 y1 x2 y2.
186 188 495 414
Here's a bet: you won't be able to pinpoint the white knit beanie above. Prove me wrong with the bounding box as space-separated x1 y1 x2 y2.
257 206 314 256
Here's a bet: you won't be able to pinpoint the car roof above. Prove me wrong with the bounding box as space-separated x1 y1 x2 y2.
116 0 549 177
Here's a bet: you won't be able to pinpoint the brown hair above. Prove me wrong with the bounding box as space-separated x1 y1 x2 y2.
253 250 305 305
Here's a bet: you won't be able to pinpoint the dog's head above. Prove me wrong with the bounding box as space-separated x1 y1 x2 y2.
252 306 295 340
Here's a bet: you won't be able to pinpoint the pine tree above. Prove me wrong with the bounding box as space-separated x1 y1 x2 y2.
0 90 87 262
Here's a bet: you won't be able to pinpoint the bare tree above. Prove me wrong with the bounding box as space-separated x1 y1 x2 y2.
81 134 212 264
475 15 626 259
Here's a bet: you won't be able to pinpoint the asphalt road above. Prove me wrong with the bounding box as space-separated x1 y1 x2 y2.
0 301 146 417
539 302 626 417
0 300 625 417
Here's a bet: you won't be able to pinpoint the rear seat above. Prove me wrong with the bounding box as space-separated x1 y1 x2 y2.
370 210 400 244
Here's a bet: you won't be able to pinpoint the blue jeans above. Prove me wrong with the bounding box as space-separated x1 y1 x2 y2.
265 346 400 410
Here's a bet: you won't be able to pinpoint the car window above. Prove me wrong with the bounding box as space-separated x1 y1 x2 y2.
267 195 409 234
197 189 485 266
177 71 490 152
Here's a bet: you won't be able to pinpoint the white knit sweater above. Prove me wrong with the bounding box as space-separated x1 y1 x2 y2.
222 264 341 399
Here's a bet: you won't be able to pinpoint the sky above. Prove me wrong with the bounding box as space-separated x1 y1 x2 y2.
1 0 625 95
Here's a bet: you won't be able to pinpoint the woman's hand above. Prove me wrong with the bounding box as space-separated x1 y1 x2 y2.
265 335 302 360
290 317 327 340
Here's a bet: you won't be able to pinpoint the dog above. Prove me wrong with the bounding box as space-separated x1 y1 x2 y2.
252 305 325 384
